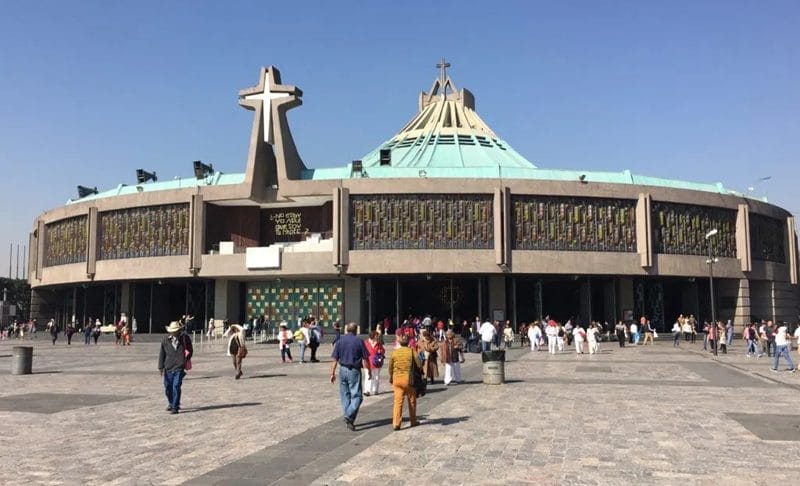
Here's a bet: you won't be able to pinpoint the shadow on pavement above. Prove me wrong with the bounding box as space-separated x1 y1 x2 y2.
248 374 288 379
182 402 263 413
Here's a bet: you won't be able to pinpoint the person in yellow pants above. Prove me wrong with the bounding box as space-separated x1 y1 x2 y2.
388 333 423 430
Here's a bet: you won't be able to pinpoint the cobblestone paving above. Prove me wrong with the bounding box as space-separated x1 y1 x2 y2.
0 336 798 485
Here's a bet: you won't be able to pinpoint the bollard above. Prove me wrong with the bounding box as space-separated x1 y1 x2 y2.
481 350 505 385
12 346 33 375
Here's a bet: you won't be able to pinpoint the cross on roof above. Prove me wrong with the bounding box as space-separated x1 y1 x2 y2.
436 57 451 93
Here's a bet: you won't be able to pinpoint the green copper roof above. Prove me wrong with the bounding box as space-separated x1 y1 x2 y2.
66 172 245 205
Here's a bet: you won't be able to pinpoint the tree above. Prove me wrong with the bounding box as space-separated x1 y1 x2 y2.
0 277 31 322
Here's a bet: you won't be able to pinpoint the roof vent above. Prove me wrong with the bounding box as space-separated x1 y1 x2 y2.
379 149 391 166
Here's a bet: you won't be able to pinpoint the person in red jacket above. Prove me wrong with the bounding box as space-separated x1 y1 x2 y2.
363 330 386 396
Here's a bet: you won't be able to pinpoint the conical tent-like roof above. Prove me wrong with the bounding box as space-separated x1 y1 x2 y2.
358 63 536 170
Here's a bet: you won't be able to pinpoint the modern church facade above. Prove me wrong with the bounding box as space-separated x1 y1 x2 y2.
28 64 800 333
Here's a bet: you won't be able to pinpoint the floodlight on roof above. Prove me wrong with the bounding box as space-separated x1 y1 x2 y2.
136 169 157 183
77 185 98 198
351 160 363 178
193 160 214 179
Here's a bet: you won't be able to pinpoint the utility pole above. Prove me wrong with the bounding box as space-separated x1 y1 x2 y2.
16 244 19 279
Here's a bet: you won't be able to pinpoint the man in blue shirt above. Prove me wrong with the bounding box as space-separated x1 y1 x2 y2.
330 322 370 431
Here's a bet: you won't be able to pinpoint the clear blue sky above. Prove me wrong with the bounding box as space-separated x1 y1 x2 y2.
1 0 798 278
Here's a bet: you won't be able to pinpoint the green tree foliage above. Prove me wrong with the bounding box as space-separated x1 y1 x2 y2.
0 278 31 321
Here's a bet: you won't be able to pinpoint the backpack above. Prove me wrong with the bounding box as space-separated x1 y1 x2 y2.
293 329 304 342
309 327 320 345
371 352 385 368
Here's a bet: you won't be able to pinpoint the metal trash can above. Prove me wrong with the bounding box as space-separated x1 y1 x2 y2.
482 350 505 384
12 346 33 375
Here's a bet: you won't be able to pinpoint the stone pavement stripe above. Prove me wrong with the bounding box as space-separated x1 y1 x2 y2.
185 349 519 485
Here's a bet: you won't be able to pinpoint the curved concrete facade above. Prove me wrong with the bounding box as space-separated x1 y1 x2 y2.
29 65 799 333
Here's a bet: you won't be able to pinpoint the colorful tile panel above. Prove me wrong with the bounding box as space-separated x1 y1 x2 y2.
246 280 344 328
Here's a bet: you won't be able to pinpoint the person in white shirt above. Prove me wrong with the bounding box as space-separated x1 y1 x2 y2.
573 326 586 354
545 321 559 354
528 324 542 351
298 322 311 363
479 320 496 352
671 321 682 347
629 322 639 345
771 324 796 372
587 323 599 355
794 326 800 356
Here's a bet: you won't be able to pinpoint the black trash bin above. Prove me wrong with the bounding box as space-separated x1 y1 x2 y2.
481 350 505 384
12 346 33 375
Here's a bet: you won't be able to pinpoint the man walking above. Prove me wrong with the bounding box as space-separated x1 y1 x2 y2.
771 323 796 373
330 322 370 431
479 319 496 352
158 321 193 414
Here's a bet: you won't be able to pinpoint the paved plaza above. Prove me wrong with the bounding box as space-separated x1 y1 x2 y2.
1 333 799 485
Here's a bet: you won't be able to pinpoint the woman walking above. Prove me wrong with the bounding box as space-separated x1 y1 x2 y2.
440 330 463 385
388 333 423 430
363 331 385 396
227 324 247 379
416 330 440 384
278 322 294 363
529 323 542 351
672 320 682 347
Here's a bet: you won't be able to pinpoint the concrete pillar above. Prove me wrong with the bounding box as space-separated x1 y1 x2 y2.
189 194 204 272
488 275 506 320
736 205 752 272
579 279 591 325
617 278 634 322
86 207 98 279
344 276 361 327
340 188 350 266
734 279 751 331
787 217 797 285
120 282 131 319
636 193 652 268
213 279 241 324
493 188 503 265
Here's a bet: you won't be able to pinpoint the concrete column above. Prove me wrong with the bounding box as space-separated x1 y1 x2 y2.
35 219 45 281
579 279 591 324
733 279 751 331
488 275 506 320
28 231 37 284
736 205 752 272
344 276 361 326
340 188 350 266
617 278 634 321
189 194 204 272
332 187 341 266
787 217 797 285
502 187 511 266
213 279 241 324
493 188 503 265
636 193 652 268
86 207 98 279
120 282 131 318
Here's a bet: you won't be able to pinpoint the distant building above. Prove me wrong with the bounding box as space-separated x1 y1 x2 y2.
28 63 799 331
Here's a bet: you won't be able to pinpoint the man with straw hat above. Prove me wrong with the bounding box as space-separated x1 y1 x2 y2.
158 321 193 414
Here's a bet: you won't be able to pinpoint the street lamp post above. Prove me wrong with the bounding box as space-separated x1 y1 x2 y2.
705 229 719 356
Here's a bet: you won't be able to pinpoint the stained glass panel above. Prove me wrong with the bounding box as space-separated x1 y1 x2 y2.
512 196 636 252
652 202 736 257
98 204 189 260
44 216 88 267
750 213 785 263
350 194 493 250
